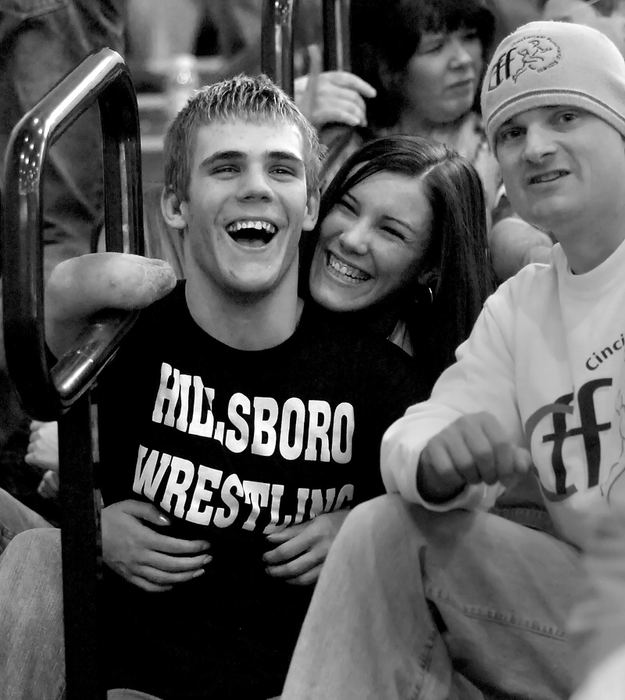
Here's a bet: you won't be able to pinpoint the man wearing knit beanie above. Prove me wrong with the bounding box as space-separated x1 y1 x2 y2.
278 20 625 700
475 22 625 700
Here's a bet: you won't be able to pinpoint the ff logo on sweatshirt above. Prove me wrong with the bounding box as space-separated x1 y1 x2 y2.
525 378 612 501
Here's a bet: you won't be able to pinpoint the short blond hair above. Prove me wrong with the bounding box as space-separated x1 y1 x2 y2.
163 74 324 199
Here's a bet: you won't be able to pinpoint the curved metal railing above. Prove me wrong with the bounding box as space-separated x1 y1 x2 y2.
2 47 143 421
1 47 143 699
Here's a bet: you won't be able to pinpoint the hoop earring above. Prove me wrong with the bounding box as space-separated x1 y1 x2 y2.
413 284 434 306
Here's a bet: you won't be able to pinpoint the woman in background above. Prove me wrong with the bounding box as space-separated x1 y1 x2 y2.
297 0 499 210
296 0 555 280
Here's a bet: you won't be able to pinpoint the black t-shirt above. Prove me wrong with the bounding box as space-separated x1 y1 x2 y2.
96 282 422 699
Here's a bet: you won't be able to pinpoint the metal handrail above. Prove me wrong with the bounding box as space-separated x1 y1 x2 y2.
260 0 356 185
1 47 144 699
2 47 144 421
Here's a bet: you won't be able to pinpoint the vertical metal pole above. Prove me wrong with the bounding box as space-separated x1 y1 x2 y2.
319 0 356 185
58 397 104 699
323 0 352 72
261 0 296 95
2 48 143 698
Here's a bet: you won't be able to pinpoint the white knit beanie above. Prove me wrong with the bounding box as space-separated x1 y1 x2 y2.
481 20 625 148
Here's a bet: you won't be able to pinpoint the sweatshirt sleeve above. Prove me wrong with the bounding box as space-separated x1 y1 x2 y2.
381 279 525 510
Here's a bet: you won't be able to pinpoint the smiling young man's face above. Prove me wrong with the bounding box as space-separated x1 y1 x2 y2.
165 117 318 299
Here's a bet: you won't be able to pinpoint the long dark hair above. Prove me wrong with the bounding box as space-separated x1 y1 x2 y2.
351 0 496 130
301 135 495 392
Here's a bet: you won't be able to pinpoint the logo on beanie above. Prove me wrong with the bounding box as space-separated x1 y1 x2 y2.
487 35 561 91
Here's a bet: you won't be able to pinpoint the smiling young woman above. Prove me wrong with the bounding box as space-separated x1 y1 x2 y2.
301 134 495 393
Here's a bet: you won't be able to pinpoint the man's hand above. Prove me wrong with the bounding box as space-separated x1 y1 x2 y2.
45 252 177 356
102 500 211 592
418 412 532 503
263 510 349 586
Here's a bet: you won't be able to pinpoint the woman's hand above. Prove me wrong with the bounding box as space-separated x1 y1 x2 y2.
102 499 211 592
25 420 60 500
263 509 350 586
295 45 376 129
25 420 59 472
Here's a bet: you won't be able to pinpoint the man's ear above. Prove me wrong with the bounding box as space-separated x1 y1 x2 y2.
302 188 321 232
161 187 187 230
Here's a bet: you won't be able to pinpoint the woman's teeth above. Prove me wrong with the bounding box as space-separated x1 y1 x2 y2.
327 252 371 282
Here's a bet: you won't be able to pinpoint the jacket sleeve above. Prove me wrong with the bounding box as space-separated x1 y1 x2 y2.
381 279 525 510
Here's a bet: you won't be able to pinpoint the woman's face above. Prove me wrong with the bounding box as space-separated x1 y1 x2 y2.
309 171 433 313
399 27 484 128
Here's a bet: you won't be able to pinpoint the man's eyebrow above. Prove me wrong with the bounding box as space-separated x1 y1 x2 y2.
199 150 304 167
267 150 305 165
200 150 243 167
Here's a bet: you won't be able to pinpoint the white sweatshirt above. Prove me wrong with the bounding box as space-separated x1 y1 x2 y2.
382 237 625 549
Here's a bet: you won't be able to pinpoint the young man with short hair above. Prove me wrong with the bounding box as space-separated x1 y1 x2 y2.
0 74 420 699
281 20 625 699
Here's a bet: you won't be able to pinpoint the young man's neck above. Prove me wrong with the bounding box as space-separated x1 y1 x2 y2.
184 270 303 351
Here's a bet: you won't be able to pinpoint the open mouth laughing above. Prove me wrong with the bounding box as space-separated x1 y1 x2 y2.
226 219 278 247
326 251 371 284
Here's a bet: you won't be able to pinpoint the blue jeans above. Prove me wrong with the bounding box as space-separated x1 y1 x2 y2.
0 490 161 699
282 494 579 699
0 487 53 552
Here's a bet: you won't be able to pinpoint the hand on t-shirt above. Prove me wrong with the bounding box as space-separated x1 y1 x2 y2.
263 509 350 586
102 499 211 592
417 412 532 503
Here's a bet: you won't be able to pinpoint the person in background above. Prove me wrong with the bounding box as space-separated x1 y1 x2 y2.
543 0 625 52
298 0 498 206
295 0 555 282
280 19 625 699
